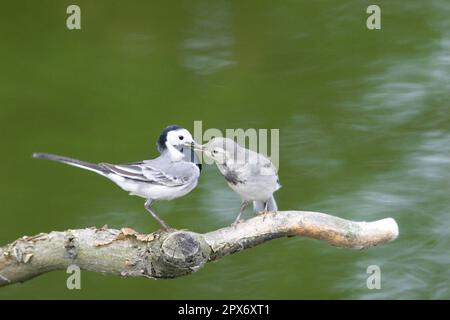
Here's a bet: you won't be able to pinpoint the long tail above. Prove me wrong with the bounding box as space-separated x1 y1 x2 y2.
253 196 278 212
32 153 108 175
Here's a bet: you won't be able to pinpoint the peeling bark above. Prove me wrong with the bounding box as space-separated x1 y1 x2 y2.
0 210 399 287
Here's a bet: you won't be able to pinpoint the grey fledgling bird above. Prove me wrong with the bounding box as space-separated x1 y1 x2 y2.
188 137 280 224
33 125 201 231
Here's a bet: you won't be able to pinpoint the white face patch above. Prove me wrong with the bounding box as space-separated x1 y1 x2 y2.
166 129 193 148
206 147 227 164
165 142 184 161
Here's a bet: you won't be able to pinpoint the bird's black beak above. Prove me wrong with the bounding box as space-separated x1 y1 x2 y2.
184 141 204 151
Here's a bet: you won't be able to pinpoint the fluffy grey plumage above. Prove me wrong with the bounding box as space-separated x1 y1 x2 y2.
191 137 281 224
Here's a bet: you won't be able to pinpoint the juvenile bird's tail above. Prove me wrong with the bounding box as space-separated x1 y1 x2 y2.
32 153 108 175
253 196 278 212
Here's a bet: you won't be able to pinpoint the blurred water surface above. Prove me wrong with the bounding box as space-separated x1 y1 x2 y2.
0 0 449 299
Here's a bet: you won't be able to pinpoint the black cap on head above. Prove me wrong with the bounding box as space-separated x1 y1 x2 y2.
157 124 182 152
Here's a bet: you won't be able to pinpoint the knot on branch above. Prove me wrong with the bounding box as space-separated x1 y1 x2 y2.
64 232 78 260
150 231 211 278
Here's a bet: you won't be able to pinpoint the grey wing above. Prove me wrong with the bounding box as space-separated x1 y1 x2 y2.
142 161 199 185
99 161 187 187
257 154 278 175
240 150 278 177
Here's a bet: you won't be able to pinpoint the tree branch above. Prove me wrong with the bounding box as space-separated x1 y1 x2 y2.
0 210 398 287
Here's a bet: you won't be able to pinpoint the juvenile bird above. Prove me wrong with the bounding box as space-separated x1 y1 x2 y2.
188 137 280 225
33 125 201 231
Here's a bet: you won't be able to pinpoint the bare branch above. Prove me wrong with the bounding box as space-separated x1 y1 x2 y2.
0 210 398 287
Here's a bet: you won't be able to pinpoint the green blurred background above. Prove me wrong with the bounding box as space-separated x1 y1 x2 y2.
0 0 449 299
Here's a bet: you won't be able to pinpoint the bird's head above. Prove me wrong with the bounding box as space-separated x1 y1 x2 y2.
195 137 241 165
156 125 199 163
157 125 195 153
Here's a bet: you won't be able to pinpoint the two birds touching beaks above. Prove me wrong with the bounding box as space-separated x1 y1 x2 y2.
33 125 281 231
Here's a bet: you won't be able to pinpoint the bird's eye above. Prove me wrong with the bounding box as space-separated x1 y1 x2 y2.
213 149 218 154
178 135 184 140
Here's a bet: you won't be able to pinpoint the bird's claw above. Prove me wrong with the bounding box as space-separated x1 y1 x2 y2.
231 219 244 227
257 210 277 221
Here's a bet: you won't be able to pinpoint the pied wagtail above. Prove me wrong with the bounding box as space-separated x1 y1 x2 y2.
33 125 201 231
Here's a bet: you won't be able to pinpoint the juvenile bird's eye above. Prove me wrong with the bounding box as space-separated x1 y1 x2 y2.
213 149 218 154
178 135 184 140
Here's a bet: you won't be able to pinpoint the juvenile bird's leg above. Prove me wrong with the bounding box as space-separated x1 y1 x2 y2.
267 198 278 215
256 200 270 215
261 200 271 221
232 201 250 226
258 200 275 221
144 199 173 232
264 200 269 212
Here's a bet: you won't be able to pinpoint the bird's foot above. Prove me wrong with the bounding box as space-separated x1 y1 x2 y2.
257 210 276 221
231 219 245 228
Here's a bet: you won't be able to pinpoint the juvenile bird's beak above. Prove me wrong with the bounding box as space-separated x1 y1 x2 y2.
184 141 204 151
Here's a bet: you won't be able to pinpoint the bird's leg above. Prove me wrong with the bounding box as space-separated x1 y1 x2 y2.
256 200 270 215
264 200 270 213
258 200 268 221
144 199 173 232
260 200 276 221
232 201 250 226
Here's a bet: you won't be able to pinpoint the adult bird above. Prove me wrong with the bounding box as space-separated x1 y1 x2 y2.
33 125 201 231
188 137 280 225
